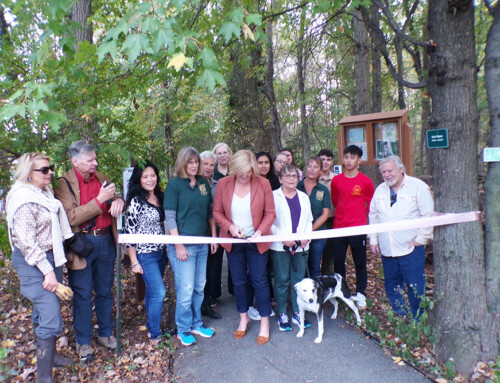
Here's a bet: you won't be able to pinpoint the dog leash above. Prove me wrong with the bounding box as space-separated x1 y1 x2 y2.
283 241 305 273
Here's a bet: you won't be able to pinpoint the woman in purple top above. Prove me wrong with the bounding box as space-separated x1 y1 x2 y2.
270 165 313 332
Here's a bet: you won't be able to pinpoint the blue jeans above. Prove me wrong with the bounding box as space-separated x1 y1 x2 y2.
12 248 63 339
138 248 167 339
167 244 208 333
308 238 327 279
270 250 308 314
382 246 426 318
68 232 116 345
227 243 271 317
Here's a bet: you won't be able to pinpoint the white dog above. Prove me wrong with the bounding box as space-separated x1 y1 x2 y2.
294 274 362 343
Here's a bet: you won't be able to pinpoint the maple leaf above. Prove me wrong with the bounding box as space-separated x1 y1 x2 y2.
167 53 187 71
243 24 254 41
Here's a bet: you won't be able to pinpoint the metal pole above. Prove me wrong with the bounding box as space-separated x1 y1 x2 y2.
116 241 122 356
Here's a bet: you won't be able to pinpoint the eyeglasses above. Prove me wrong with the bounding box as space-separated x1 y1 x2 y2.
33 165 54 174
282 174 298 179
275 160 287 165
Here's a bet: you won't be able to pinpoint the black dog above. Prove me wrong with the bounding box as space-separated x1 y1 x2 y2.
294 274 362 343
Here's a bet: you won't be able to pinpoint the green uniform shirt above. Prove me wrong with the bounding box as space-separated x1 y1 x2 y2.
297 180 331 230
164 176 212 236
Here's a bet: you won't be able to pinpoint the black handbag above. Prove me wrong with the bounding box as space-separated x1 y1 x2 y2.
64 233 94 258
59 177 96 259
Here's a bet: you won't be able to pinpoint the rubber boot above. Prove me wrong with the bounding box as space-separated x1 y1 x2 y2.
36 336 55 383
54 350 74 367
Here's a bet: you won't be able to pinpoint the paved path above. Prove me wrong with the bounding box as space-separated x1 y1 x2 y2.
173 261 430 383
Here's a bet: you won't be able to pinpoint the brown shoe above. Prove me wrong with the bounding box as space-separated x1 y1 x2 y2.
257 335 269 346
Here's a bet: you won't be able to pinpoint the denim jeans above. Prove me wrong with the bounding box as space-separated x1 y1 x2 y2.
227 243 271 317
382 245 426 318
68 232 116 345
138 248 167 339
12 248 63 339
167 244 208 333
270 249 308 314
308 238 327 279
331 235 368 294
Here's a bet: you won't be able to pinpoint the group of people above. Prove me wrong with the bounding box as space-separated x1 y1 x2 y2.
5 139 433 381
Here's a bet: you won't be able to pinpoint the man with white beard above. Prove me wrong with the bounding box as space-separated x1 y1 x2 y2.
368 156 434 319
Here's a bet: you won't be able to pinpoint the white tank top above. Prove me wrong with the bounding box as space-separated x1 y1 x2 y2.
230 193 254 237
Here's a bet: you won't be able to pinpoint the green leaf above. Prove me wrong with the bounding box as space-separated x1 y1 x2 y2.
246 14 262 26
140 16 159 33
97 39 118 63
152 28 174 53
27 100 49 113
107 19 131 41
219 22 241 42
121 34 153 64
196 69 226 91
198 47 219 70
314 0 331 13
0 104 26 121
229 8 244 24
39 111 67 131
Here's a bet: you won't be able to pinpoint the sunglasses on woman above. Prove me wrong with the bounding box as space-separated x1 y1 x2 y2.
33 165 55 174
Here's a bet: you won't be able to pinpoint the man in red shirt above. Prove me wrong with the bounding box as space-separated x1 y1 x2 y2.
55 141 124 361
330 145 374 309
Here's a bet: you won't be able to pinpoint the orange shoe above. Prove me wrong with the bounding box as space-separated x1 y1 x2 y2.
257 335 269 346
234 326 248 340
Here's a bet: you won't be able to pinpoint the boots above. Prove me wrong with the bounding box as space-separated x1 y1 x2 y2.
201 302 222 319
54 352 74 367
36 336 55 383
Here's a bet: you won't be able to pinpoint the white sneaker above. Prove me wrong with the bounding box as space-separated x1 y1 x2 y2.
354 293 366 310
247 306 261 320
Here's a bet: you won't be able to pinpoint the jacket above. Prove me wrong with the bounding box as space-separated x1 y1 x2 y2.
213 174 276 254
54 168 118 270
270 187 313 252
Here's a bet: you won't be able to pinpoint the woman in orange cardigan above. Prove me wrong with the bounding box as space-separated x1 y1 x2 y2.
213 150 276 345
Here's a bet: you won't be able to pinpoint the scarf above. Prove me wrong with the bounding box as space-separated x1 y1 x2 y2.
6 181 73 268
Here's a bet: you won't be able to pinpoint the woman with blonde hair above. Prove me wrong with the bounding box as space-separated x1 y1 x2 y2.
212 142 232 180
213 150 276 345
7 153 75 382
164 147 217 346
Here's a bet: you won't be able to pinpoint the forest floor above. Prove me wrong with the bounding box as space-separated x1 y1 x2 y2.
0 248 498 382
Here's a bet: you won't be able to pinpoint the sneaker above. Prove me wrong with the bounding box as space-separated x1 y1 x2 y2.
76 342 94 362
278 313 292 332
247 306 261 321
355 293 367 310
97 335 117 349
291 313 311 329
177 331 197 346
191 325 215 338
269 309 276 317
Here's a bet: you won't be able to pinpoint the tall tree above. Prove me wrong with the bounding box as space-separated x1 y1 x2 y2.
353 7 371 114
427 1 496 375
297 6 310 160
361 0 497 376
483 0 500 346
71 0 93 44
265 14 282 153
370 4 382 113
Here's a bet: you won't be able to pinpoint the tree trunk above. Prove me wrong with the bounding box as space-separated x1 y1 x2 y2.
483 2 500 348
71 0 93 44
421 26 433 176
297 7 310 160
265 17 282 153
353 7 371 114
370 4 382 113
395 36 406 110
427 0 497 376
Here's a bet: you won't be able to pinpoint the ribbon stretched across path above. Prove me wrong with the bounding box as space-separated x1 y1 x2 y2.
118 211 480 245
